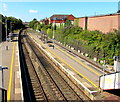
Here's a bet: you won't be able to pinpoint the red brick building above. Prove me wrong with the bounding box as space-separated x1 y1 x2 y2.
75 13 120 33
40 19 49 25
49 14 75 26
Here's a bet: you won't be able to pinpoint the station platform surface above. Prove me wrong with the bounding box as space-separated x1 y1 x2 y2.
0 34 23 101
29 32 120 100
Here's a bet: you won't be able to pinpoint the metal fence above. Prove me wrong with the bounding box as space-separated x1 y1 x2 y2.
40 31 104 60
56 37 103 59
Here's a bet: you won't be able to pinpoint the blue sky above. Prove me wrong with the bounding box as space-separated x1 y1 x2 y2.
1 2 119 22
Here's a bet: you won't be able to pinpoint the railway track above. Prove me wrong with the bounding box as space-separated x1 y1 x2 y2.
21 33 90 101
29 30 110 74
22 35 48 101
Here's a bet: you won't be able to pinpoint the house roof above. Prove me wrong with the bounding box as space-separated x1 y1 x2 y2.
50 14 74 20
40 18 49 22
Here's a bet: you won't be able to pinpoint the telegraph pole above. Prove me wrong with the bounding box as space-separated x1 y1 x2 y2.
6 19 8 50
6 19 7 41
102 52 106 91
52 20 55 49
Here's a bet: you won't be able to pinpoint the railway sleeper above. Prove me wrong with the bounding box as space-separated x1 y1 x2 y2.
23 35 88 101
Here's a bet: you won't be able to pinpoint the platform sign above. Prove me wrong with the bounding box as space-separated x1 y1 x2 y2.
100 72 120 90
115 73 120 89
104 74 115 90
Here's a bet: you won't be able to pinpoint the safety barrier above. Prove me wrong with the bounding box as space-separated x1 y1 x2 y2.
0 88 7 102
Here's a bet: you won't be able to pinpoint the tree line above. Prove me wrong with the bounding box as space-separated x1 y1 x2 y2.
0 14 25 42
29 18 120 65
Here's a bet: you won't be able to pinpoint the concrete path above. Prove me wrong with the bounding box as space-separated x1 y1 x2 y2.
0 34 23 101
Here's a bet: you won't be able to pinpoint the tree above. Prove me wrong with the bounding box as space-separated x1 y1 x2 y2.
74 18 79 27
0 14 24 41
29 18 38 29
65 20 72 27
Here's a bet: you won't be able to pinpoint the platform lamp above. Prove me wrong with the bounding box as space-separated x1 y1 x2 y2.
5 19 7 42
9 21 13 41
5 19 8 50
102 52 106 91
52 17 56 49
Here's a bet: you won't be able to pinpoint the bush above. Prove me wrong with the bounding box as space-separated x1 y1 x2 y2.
29 18 120 65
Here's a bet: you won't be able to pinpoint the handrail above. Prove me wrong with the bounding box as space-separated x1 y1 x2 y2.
0 87 7 102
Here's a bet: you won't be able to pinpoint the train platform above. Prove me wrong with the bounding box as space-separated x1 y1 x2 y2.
29 32 120 101
0 34 23 101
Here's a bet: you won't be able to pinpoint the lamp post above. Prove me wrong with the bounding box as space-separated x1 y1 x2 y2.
53 21 55 49
5 19 8 50
6 19 7 42
52 17 56 49
102 52 106 91
10 21 12 34
9 21 12 42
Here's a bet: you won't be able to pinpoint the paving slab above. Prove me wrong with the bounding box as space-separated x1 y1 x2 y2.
0 34 23 101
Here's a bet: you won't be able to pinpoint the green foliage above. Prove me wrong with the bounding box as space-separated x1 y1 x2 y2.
29 18 53 32
60 23 64 29
65 20 72 27
74 19 79 27
29 18 38 29
51 26 119 65
47 28 53 38
28 17 119 65
0 14 24 41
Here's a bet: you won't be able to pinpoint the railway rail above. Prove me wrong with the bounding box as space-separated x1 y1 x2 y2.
22 36 48 101
21 32 91 101
30 30 110 75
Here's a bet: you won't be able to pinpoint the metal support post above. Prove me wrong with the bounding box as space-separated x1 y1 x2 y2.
0 66 8 101
102 60 106 91
0 66 8 88
6 19 8 50
52 21 55 49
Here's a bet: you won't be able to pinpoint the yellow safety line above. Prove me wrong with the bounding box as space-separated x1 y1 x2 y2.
55 46 101 76
47 49 98 88
30 33 100 76
7 41 16 100
30 34 98 88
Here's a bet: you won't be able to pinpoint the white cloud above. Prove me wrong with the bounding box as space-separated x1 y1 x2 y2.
2 3 8 11
29 9 38 13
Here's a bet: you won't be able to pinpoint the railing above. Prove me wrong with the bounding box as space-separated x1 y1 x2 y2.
0 88 7 102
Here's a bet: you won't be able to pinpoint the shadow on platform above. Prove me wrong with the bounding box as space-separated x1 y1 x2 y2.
105 89 120 96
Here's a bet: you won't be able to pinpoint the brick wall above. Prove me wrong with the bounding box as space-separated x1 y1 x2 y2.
76 14 120 33
78 17 86 29
88 14 119 33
